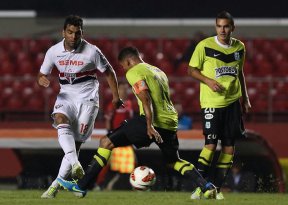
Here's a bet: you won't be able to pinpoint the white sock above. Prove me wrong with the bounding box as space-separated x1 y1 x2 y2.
51 156 71 187
57 124 78 166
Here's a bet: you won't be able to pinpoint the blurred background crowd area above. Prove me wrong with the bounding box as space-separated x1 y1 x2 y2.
1 0 288 124
0 35 288 123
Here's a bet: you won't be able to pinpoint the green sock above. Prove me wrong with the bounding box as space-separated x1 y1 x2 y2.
214 152 233 191
197 147 215 178
78 147 111 190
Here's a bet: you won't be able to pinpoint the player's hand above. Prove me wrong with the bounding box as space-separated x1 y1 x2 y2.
112 98 125 109
147 126 163 144
206 79 225 93
37 75 50 88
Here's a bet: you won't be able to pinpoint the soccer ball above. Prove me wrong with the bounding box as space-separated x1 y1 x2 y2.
129 166 156 191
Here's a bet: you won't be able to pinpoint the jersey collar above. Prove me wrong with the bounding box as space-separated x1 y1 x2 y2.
214 36 232 48
61 39 83 53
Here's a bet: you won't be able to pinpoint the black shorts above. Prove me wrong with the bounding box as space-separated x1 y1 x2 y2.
107 115 180 163
201 100 245 146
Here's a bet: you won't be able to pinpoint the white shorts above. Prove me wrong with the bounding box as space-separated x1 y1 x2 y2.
52 93 99 142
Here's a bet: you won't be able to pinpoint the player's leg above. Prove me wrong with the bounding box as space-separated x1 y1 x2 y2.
57 120 133 192
41 143 82 199
156 128 216 199
214 145 234 200
57 116 150 197
197 107 220 179
190 144 216 199
214 100 245 199
56 114 82 178
41 100 78 199
190 107 220 199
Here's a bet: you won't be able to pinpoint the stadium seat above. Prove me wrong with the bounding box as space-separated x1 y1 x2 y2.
254 61 273 77
154 58 174 75
25 96 45 112
176 62 189 76
5 95 24 111
18 60 35 76
1 60 15 76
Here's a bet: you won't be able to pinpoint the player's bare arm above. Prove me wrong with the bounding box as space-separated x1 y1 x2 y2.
37 72 50 88
136 89 163 144
188 66 225 92
103 67 123 108
239 69 251 114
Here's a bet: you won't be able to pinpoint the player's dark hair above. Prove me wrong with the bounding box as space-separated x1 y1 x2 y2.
64 15 83 30
216 11 234 26
118 46 140 61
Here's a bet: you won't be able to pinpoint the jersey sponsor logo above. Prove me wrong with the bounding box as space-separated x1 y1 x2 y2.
213 53 221 57
205 122 211 129
215 66 238 78
58 60 84 66
205 113 214 119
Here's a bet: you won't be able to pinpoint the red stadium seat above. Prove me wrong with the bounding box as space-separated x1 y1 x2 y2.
5 95 24 111
176 62 189 76
1 60 15 76
254 61 273 77
25 96 45 112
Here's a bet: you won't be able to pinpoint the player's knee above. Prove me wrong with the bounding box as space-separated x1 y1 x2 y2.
221 145 234 154
204 143 217 151
54 113 70 125
99 136 114 149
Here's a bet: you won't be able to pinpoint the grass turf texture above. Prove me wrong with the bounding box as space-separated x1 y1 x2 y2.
0 190 287 205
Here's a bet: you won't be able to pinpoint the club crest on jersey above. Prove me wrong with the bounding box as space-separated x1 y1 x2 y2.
205 122 211 129
64 73 76 84
234 52 241 60
215 66 238 78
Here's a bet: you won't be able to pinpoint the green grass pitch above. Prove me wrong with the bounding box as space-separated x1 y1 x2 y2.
0 190 287 205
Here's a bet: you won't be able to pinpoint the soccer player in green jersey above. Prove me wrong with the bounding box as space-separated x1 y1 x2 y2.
57 46 217 199
188 11 251 200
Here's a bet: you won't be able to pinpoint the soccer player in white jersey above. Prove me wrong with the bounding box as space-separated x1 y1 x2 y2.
37 15 123 198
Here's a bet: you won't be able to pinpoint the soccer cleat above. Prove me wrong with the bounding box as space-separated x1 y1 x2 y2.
41 186 58 199
71 162 85 179
216 191 225 200
57 178 87 198
203 189 217 199
202 182 217 199
190 187 202 199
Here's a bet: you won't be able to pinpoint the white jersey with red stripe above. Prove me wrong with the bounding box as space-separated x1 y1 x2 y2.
40 39 111 106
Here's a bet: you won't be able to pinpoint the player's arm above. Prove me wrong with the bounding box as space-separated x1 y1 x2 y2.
239 69 251 114
188 66 225 92
37 72 50 88
38 48 55 88
104 104 114 133
103 66 123 109
133 80 163 143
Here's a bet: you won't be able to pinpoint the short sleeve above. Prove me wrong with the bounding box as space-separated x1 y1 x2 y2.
189 41 205 70
94 47 112 73
40 47 55 75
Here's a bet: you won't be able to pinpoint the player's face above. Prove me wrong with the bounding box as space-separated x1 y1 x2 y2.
215 18 235 45
63 24 83 51
119 59 132 71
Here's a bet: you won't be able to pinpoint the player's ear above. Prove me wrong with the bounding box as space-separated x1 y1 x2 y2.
62 30 65 38
231 25 235 32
